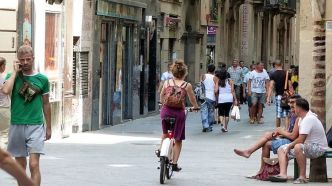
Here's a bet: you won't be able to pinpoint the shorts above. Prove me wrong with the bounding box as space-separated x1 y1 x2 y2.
217 102 233 117
7 124 45 157
247 93 252 107
271 138 291 154
0 107 10 131
280 143 326 159
251 92 266 105
275 95 290 118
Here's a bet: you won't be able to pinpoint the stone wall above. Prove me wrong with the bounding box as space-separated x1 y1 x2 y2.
325 0 332 130
298 0 332 130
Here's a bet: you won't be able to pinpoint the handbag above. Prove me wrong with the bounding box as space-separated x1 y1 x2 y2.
18 72 41 103
252 158 280 181
280 71 291 109
327 127 332 148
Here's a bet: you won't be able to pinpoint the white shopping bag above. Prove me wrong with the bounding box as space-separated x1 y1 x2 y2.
230 106 240 121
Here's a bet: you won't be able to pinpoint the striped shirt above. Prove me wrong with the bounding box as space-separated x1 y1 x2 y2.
227 66 243 85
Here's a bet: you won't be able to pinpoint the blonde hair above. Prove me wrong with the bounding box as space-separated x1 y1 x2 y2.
171 59 188 79
17 45 34 57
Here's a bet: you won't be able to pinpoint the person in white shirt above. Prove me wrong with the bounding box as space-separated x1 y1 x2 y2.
158 63 173 93
248 62 270 124
200 64 218 132
242 64 255 120
269 98 328 184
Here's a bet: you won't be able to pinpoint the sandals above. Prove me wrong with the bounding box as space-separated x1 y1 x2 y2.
293 178 308 184
221 127 228 132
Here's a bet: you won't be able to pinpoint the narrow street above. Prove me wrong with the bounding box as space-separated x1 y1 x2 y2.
0 104 331 185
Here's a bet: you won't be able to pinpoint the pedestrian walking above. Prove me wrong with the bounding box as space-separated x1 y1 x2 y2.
227 59 243 105
248 62 270 124
158 62 173 93
267 60 293 128
0 57 10 143
215 70 237 132
1 45 51 186
200 64 218 132
242 64 255 121
239 61 249 104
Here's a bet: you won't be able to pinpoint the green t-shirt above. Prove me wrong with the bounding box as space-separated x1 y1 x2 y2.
6 73 49 125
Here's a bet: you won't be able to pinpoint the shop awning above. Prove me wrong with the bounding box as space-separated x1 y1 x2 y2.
46 0 63 5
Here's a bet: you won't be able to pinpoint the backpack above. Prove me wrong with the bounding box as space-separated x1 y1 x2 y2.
194 81 206 102
163 80 188 109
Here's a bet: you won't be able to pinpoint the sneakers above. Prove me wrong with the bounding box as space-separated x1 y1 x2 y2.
202 128 213 132
171 164 182 172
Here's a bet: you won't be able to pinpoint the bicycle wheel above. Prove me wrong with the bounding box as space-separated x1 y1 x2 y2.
160 157 166 184
166 162 172 179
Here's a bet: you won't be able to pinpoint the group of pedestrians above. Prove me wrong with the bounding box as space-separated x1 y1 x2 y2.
0 45 52 186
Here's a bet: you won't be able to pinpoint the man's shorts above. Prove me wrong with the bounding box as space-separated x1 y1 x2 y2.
280 143 326 159
246 93 252 107
7 124 45 157
275 95 290 118
251 92 266 105
271 138 291 154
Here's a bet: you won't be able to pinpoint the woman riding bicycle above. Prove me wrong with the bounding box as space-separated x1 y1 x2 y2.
159 59 199 172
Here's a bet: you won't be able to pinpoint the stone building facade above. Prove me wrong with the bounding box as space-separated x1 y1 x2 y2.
74 0 160 132
219 0 297 69
297 0 332 130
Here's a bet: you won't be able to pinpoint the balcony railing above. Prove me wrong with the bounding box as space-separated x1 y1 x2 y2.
266 0 296 10
265 0 296 14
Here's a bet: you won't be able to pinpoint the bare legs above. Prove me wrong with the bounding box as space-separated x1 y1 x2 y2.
276 117 290 129
0 149 34 186
16 154 41 186
234 132 273 158
172 140 182 165
219 116 229 131
276 147 289 178
294 144 306 179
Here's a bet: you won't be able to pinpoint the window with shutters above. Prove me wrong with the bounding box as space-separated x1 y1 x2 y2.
78 52 89 97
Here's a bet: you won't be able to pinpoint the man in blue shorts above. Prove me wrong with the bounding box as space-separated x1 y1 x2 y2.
270 98 328 184
267 60 293 129
2 45 51 186
234 95 300 178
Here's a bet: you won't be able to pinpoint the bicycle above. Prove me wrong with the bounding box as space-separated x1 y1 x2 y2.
156 106 199 184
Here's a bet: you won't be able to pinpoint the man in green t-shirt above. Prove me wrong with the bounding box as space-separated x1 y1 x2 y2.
2 45 51 186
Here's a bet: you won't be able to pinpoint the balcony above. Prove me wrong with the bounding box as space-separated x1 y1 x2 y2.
264 0 296 15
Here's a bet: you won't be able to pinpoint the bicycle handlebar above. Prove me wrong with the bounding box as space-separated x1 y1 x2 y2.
158 102 200 112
